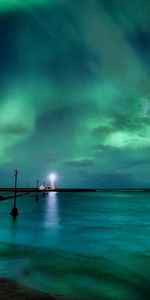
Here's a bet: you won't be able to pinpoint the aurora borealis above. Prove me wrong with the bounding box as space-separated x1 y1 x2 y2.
0 0 150 187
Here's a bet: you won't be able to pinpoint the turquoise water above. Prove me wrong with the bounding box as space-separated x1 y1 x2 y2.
0 192 150 299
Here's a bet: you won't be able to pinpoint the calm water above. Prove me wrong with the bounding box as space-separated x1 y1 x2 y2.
0 191 150 299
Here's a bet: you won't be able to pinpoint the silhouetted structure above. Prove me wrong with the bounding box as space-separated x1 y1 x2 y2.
35 179 39 201
10 169 19 217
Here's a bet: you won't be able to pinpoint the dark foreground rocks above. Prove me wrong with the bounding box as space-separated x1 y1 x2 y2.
0 279 68 300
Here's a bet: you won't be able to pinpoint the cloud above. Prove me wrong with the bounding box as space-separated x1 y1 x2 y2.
0 124 30 135
64 159 95 168
95 144 117 152
92 126 116 137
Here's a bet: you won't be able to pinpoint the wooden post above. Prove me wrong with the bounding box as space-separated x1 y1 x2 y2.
35 179 39 201
10 169 19 217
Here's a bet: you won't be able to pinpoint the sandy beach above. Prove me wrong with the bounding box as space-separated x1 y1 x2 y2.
0 279 67 300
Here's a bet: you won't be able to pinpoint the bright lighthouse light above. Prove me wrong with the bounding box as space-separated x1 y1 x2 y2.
49 174 56 181
49 173 57 190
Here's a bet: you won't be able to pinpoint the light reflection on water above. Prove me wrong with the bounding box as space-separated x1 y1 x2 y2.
44 192 59 228
0 192 150 299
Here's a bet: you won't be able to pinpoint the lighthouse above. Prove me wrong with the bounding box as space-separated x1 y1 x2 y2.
49 174 56 190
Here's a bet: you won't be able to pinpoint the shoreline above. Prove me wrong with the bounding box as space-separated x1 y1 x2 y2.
1 187 150 194
0 278 68 300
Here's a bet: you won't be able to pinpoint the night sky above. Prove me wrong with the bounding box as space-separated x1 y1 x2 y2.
0 0 150 188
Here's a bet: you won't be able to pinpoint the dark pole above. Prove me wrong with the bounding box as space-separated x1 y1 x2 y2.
35 179 39 201
10 169 19 217
43 182 45 196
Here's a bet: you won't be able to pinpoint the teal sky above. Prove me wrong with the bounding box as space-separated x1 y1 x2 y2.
0 0 150 187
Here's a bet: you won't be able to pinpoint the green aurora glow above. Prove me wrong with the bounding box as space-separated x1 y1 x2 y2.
0 0 150 187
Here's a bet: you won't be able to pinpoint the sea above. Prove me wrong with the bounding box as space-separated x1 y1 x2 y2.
0 191 150 299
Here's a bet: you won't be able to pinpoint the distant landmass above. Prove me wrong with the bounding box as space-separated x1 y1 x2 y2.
1 187 150 193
